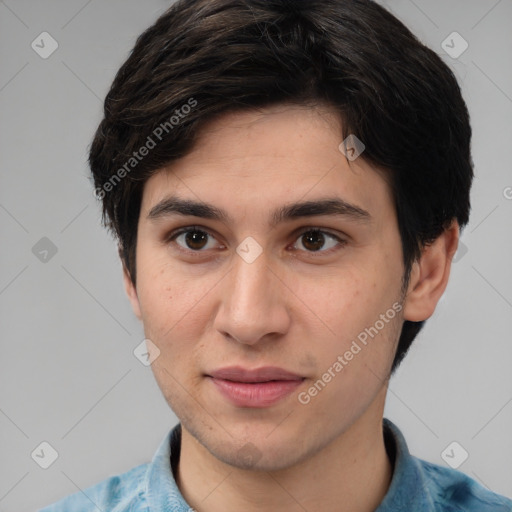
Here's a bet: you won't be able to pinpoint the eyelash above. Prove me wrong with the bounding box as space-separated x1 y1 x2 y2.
166 225 347 257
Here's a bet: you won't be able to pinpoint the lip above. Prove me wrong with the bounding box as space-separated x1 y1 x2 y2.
208 366 304 382
207 366 305 408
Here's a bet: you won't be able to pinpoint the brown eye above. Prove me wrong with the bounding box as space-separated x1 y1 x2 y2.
183 230 209 250
293 229 343 254
171 228 217 251
302 230 326 251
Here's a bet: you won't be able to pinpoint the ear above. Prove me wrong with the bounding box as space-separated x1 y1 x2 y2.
119 246 142 321
403 221 460 322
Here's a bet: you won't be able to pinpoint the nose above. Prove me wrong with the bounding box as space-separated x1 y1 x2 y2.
213 248 291 346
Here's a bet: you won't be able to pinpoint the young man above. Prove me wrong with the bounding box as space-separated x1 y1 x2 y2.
40 0 512 510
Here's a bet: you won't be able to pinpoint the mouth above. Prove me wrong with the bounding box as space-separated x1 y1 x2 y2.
206 366 305 408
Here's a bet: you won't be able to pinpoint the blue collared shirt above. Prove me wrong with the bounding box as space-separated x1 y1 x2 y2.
39 418 512 511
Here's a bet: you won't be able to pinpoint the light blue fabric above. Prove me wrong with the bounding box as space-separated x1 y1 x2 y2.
39 418 512 511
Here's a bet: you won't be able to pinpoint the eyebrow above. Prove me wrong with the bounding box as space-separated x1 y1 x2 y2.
147 196 371 227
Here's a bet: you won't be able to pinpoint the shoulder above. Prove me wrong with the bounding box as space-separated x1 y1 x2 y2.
380 419 512 512
414 456 512 512
38 462 149 512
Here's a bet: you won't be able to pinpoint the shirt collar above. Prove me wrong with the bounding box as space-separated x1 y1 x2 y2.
144 423 191 512
377 418 435 511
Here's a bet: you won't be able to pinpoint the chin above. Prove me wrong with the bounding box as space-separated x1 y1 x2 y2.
213 441 305 472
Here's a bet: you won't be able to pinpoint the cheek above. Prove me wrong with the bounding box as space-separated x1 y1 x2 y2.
313 265 402 362
304 310 402 420
318 271 377 334
137 267 170 328
136 258 182 337
135 256 214 354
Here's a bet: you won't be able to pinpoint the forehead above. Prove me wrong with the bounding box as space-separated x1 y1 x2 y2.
140 105 393 224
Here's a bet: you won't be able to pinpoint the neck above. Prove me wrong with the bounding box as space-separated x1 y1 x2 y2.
176 399 392 512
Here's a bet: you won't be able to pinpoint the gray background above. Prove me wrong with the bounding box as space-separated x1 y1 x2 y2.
0 0 511 510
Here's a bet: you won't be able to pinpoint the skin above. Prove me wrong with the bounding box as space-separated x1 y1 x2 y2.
123 104 459 512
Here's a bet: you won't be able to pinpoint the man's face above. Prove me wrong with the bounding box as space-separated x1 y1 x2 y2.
127 105 407 471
